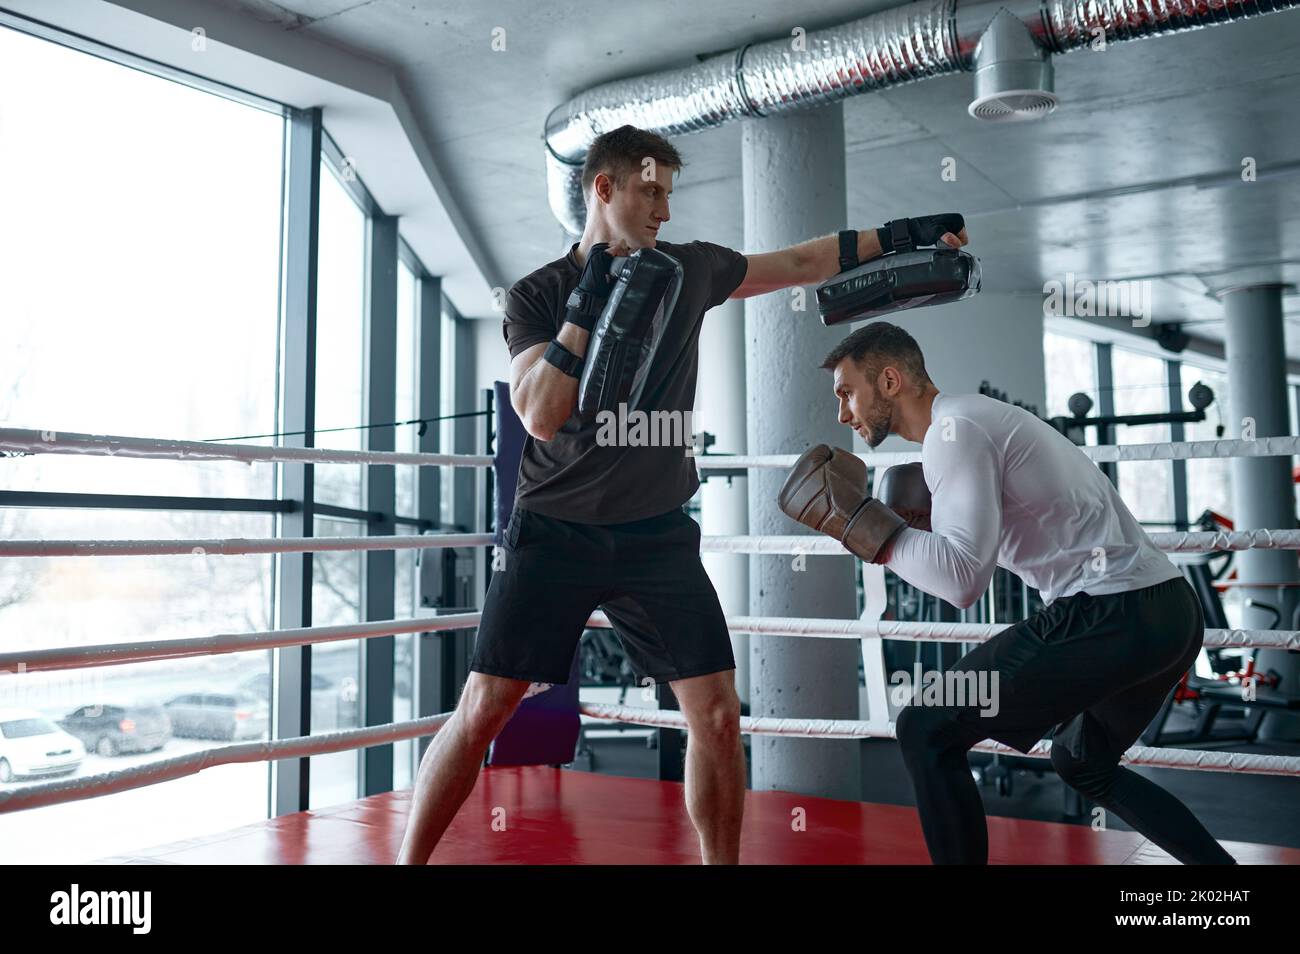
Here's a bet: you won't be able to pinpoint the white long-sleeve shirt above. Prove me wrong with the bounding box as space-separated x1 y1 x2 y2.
884 392 1181 607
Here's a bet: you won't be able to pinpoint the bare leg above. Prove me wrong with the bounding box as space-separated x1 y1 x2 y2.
671 670 745 864
395 672 530 864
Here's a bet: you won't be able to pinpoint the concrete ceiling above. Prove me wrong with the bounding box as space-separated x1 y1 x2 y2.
125 1 1300 353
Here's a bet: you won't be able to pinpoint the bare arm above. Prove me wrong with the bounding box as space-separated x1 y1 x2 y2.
730 231 882 300
509 239 631 442
510 322 589 442
729 222 968 300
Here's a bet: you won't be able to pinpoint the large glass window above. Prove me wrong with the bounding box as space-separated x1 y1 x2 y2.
0 509 277 863
1043 331 1098 430
1112 348 1174 528
306 155 368 808
308 515 363 809
1 16 457 842
0 25 283 861
1043 330 1104 466
1184 365 1232 523
393 537 418 790
1047 333 1298 533
396 262 418 516
0 27 282 501
440 307 457 527
314 159 367 511
393 259 419 788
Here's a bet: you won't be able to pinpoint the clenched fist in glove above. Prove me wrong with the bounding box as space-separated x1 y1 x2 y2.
777 444 905 564
875 462 931 531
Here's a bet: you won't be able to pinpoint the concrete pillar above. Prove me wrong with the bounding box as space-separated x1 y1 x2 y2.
1220 283 1300 740
697 297 751 705
743 105 861 799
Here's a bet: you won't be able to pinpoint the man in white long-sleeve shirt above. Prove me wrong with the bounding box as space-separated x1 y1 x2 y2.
810 321 1235 865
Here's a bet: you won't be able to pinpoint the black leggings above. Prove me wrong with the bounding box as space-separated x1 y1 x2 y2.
897 704 1236 864
895 578 1236 865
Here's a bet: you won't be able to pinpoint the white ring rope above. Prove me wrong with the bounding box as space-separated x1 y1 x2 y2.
578 704 1300 777
0 427 492 468
6 427 1300 470
0 613 482 674
0 533 495 558
0 713 453 814
3 610 1293 675
5 527 1298 561
588 612 1300 650
1148 529 1300 553
696 435 1300 470
701 530 1300 556
5 699 1295 816
1086 437 1300 464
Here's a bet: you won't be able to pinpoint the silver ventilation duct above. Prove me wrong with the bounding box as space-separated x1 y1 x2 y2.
545 0 1299 234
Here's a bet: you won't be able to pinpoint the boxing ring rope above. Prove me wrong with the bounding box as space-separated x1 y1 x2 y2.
701 530 1300 556
0 613 482 674
6 426 1300 469
3 527 1300 560
0 427 494 468
0 713 454 815
0 533 495 559
697 615 1300 651
577 704 1300 777
694 435 1300 470
2 608 1296 676
4 423 1300 817
5 700 1297 816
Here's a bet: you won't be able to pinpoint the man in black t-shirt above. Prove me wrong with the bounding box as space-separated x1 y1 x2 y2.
396 124 969 865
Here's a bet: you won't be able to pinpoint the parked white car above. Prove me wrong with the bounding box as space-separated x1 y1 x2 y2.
0 707 85 782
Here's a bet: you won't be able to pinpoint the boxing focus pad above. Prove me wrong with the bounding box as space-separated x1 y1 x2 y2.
817 217 978 327
777 445 905 564
817 246 981 327
875 462 932 531
577 247 683 416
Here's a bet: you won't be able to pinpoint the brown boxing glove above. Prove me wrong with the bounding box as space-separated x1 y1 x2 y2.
875 462 931 531
777 444 905 564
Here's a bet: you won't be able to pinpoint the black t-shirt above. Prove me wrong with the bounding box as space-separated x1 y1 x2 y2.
502 239 748 524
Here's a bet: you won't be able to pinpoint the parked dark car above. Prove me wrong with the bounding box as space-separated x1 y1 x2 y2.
59 703 171 756
163 692 268 741
237 671 358 730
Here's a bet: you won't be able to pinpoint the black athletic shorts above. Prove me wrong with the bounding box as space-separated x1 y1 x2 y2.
940 574 1203 757
470 505 736 685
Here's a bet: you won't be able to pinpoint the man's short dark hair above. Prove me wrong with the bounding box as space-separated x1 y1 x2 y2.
581 125 683 198
821 322 932 391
